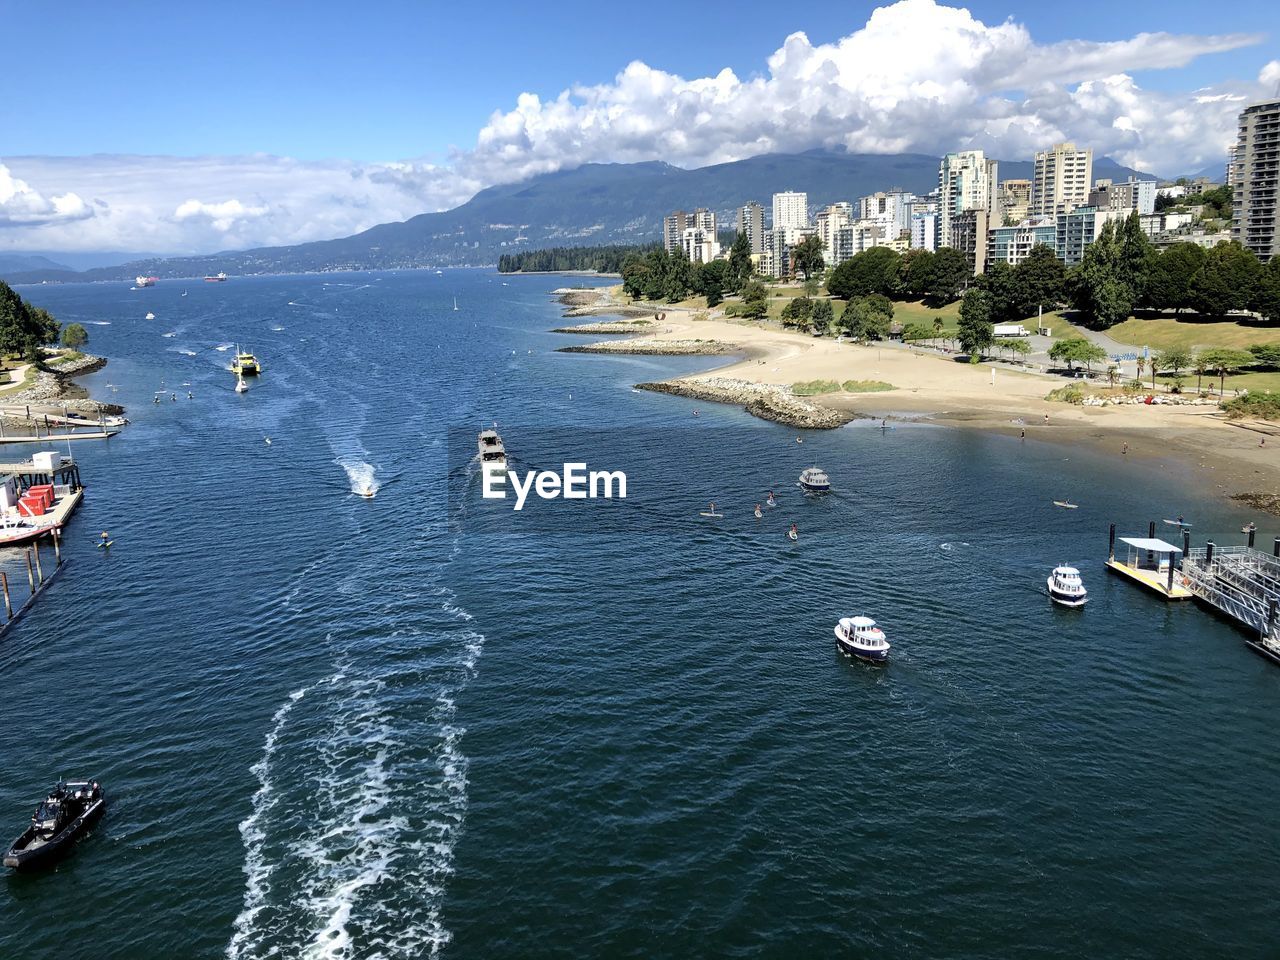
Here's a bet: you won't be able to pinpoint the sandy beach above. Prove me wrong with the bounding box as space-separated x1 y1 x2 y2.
556 288 1280 512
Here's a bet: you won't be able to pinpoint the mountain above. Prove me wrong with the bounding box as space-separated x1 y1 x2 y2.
0 253 72 274
1 151 1157 283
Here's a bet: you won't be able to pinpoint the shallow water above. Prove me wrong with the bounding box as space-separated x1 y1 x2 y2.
1 270 1278 958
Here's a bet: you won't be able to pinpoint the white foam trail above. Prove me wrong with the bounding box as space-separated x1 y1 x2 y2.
86 320 111 326
226 677 327 959
336 457 379 498
177 349 197 357
215 343 233 352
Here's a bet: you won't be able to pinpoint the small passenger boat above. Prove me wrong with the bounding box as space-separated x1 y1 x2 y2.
4 780 105 871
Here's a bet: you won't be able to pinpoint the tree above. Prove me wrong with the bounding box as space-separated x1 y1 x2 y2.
1011 244 1066 317
957 289 995 361
780 296 814 330
827 247 901 301
1049 337 1109 372
0 280 60 361
726 232 753 293
1070 221 1133 328
1154 346 1191 380
664 250 695 303
1116 212 1156 307
791 235 826 281
1003 337 1032 362
740 281 769 320
1191 353 1209 393
925 247 971 304
810 299 834 335
1145 242 1206 312
1196 347 1256 395
61 322 88 349
842 295 894 341
1249 254 1280 324
901 322 931 341
693 260 728 308
1188 241 1262 317
1248 343 1280 369
899 249 935 298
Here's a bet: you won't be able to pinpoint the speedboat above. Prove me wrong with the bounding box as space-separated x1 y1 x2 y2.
231 349 261 375
477 425 507 474
4 780 105 871
144 312 156 320
1047 565 1088 607
799 467 831 492
834 616 890 663
234 374 249 394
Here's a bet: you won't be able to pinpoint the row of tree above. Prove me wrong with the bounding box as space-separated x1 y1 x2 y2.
1070 215 1280 326
619 236 754 305
0 281 60 361
496 244 655 274
826 246 973 305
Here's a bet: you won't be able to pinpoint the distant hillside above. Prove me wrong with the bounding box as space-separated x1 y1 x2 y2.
0 253 72 274
1 150 1156 283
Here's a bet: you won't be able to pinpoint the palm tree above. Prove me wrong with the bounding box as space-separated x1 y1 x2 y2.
1107 365 1121 389
1136 355 1146 381
1149 354 1161 391
1192 354 1208 394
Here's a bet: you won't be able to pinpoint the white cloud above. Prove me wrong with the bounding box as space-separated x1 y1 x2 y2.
0 0 1271 256
0 163 94 227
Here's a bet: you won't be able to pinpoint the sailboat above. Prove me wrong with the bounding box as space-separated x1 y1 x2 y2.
453 297 459 312
234 373 248 394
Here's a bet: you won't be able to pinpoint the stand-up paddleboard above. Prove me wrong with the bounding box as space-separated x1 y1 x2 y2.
1162 518 1192 528
96 540 113 549
700 511 723 518
1052 500 1078 509
754 507 763 519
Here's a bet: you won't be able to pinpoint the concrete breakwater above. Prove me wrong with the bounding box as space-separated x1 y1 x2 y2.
551 321 656 335
636 377 854 430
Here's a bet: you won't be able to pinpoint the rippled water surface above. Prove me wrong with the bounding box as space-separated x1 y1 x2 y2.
2 271 1279 958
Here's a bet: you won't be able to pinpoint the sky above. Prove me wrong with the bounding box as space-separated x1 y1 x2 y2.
1 0 1278 257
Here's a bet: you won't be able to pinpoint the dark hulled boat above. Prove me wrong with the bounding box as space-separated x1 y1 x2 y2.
4 780 105 871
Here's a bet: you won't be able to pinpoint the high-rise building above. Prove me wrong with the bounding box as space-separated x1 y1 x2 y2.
988 219 1057 267
910 211 938 251
938 151 998 248
1087 177 1156 216
815 203 852 266
857 191 914 238
1055 206 1126 266
1232 99 1280 261
663 208 716 253
772 191 808 231
681 227 720 264
737 202 766 254
950 209 990 275
997 179 1032 224
1031 142 1093 218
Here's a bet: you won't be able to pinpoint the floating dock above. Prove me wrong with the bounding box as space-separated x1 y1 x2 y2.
1105 526 1193 600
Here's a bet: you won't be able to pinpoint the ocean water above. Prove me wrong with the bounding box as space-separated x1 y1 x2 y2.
1 270 1279 959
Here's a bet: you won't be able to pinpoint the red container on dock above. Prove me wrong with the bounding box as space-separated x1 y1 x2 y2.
27 485 54 508
18 498 46 517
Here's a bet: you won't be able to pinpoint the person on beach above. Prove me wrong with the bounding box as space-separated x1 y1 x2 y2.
1020 430 1025 440
1043 414 1050 425
1123 442 1128 455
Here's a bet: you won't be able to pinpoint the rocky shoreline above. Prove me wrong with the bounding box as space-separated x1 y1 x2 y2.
0 353 123 423
557 338 733 356
554 287 655 319
551 320 656 334
636 378 855 430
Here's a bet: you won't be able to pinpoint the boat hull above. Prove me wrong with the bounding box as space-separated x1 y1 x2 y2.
3 797 105 871
1048 579 1089 607
799 482 830 492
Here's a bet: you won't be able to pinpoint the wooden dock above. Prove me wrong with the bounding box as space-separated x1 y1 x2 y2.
0 430 117 444
1105 528 1193 600
1105 558 1194 599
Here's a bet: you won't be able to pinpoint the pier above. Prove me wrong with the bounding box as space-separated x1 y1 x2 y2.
1181 543 1280 664
0 533 67 639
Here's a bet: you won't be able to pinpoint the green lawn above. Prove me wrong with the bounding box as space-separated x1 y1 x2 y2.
1155 370 1280 394
1103 316 1280 352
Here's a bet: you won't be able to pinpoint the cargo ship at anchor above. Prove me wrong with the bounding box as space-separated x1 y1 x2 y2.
203 272 228 282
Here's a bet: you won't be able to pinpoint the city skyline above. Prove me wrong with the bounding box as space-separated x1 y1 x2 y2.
1 0 1277 256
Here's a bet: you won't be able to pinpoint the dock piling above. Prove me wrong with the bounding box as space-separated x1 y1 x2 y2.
1274 537 1280 559
1 573 10 621
32 543 43 585
24 550 35 592
1109 523 1116 562
1248 526 1257 549
52 528 61 564
1183 529 1191 560
1167 554 1176 593
1148 520 1157 540
1206 542 1216 570
1269 600 1280 645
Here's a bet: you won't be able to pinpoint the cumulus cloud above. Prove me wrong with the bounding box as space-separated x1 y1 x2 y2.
0 0 1272 256
0 163 94 227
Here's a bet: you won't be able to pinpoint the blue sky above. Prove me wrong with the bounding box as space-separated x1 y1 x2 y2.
1 0 1277 254
4 0 1276 161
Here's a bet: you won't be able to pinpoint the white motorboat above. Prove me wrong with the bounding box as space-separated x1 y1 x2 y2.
834 616 890 663
477 425 506 474
234 374 248 394
799 467 830 492
1047 565 1088 607
144 312 155 320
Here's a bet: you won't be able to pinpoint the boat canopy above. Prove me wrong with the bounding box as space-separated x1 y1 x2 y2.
1118 537 1182 553
1054 566 1081 575
843 616 877 628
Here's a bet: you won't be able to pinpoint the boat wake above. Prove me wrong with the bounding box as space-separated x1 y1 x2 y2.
337 457 379 498
226 602 483 959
